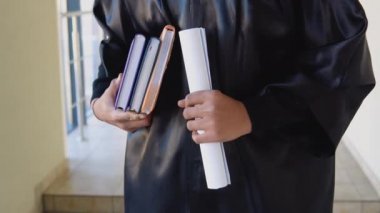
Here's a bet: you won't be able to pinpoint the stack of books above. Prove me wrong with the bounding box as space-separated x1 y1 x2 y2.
114 25 176 114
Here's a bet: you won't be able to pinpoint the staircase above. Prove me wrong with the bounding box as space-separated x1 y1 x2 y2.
43 118 380 213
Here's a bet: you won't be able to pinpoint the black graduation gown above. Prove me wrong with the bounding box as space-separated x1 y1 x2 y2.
91 0 375 212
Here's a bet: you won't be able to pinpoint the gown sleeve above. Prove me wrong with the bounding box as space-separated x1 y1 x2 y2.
243 0 375 156
91 0 135 101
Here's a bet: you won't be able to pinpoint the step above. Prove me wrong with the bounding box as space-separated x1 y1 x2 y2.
43 118 380 213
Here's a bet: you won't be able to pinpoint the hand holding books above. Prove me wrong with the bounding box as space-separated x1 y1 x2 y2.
93 25 175 131
91 75 151 132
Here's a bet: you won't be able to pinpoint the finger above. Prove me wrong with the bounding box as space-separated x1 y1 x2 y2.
186 119 207 131
117 118 151 132
183 105 204 120
184 90 211 107
146 114 153 123
107 74 123 94
177 99 185 108
106 79 118 95
192 130 218 144
112 110 146 122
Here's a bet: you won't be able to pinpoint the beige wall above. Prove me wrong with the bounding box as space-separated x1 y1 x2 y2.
343 0 380 193
0 1 66 213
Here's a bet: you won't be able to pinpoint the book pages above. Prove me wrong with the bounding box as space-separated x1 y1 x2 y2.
179 28 231 189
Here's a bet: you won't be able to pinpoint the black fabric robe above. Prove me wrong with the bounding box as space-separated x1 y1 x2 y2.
91 0 375 212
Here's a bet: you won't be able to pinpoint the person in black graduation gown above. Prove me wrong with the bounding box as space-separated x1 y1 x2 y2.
90 0 376 212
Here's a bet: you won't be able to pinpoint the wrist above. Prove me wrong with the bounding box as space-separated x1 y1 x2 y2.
239 101 252 135
91 98 102 121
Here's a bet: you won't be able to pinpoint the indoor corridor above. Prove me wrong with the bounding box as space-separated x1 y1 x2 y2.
1 1 380 213
42 117 380 213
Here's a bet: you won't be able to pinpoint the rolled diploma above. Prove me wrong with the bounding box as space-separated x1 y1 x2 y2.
179 28 231 189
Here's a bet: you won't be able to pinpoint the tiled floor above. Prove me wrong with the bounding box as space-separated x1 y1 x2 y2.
334 144 380 213
43 117 380 213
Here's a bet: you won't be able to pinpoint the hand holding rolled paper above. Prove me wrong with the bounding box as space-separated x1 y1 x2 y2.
178 90 252 143
179 28 242 189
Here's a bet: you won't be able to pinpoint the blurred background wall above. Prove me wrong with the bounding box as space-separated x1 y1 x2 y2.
343 0 380 193
0 1 66 213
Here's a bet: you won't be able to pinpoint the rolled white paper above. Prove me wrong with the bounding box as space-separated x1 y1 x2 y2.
179 28 231 189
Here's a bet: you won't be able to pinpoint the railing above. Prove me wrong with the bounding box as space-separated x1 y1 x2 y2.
61 11 93 142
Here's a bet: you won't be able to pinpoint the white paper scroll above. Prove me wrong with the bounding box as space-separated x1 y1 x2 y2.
179 28 231 189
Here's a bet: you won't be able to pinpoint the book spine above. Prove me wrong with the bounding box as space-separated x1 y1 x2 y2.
114 34 146 111
114 37 136 110
141 25 176 115
130 38 160 113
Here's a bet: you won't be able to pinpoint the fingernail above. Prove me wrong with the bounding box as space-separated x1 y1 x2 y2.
132 114 139 120
138 114 146 119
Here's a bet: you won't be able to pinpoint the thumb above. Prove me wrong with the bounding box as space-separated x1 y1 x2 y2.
116 73 122 83
108 73 122 94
